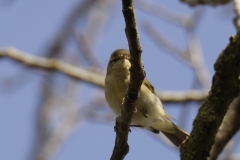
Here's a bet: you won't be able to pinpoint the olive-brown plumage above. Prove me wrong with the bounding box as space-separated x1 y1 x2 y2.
105 49 189 147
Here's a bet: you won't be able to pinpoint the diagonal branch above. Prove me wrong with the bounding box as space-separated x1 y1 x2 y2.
0 47 104 87
180 33 240 159
180 0 231 7
141 22 192 66
45 0 97 56
207 2 240 159
234 0 240 30
36 80 80 160
110 0 145 159
186 31 211 88
208 96 240 160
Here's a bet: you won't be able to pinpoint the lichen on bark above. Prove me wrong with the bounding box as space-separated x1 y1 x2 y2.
180 32 240 160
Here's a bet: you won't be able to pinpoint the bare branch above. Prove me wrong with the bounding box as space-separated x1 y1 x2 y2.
45 0 97 56
74 33 101 68
186 32 211 88
72 0 116 68
136 0 193 27
208 96 240 160
158 90 208 103
36 80 80 160
82 0 117 44
234 0 240 29
110 0 145 159
0 47 104 87
0 47 209 103
207 7 240 156
0 46 211 105
180 33 240 159
142 22 192 66
180 0 232 7
143 22 210 89
140 5 209 88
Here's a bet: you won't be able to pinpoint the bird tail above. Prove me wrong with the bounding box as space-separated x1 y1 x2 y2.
161 125 189 147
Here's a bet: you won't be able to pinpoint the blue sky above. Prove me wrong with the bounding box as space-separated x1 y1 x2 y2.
0 0 237 160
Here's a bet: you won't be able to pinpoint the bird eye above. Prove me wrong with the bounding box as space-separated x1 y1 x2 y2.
112 58 119 63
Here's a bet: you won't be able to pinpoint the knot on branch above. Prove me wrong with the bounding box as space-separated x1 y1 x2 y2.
229 35 236 43
127 90 139 101
122 6 133 16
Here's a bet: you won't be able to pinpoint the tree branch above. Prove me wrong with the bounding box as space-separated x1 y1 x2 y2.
110 0 145 160
180 0 231 7
158 90 208 103
208 96 240 160
234 0 240 30
142 22 191 65
207 2 240 159
0 47 209 103
180 33 240 159
45 0 97 56
0 47 104 87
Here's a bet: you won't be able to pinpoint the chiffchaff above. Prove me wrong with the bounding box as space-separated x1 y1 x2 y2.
104 49 189 147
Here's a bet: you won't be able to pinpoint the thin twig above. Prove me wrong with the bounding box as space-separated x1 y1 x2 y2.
142 22 192 66
180 0 231 7
36 80 80 160
45 0 97 57
82 0 117 44
74 33 101 68
186 32 211 88
110 0 145 159
136 0 192 27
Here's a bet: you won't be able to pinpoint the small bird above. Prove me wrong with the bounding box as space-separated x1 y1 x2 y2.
104 49 189 147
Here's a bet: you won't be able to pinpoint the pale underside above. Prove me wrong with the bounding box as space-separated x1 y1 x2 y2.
105 59 176 133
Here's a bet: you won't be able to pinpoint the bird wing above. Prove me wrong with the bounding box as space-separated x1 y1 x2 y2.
142 78 158 96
